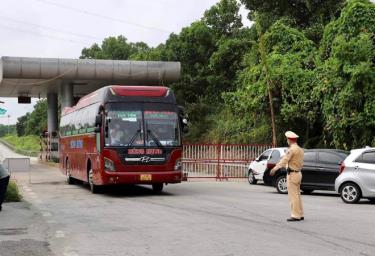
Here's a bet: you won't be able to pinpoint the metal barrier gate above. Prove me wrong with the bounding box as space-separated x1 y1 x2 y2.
40 132 59 162
182 144 272 180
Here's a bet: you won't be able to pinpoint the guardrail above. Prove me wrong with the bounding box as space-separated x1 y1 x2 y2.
182 144 272 180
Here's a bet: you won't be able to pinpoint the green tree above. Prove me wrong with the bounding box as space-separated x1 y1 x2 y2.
315 0 375 149
220 20 319 145
16 113 30 136
240 0 345 28
24 99 47 136
81 35 150 60
203 0 243 38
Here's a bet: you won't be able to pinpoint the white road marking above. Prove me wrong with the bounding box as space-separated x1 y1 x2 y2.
42 211 52 217
23 185 31 191
63 248 79 256
55 230 65 238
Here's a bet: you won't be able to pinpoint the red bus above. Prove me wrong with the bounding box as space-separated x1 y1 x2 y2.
59 85 187 193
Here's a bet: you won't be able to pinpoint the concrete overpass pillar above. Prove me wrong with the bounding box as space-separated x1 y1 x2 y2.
47 93 58 133
60 83 73 110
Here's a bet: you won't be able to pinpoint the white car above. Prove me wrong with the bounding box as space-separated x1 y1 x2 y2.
335 147 375 204
248 147 287 185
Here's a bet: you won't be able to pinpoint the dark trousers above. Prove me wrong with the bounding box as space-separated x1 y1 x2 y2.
0 176 10 207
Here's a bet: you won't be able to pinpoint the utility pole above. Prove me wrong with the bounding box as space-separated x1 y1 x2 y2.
7 115 10 135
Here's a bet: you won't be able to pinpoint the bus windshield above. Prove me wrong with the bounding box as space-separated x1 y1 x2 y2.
105 103 181 147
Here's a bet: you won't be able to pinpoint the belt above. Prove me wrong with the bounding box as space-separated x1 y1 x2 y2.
287 168 300 174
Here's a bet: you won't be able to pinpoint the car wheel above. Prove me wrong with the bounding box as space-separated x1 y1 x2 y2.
340 183 361 204
275 175 287 194
248 170 257 185
302 189 313 194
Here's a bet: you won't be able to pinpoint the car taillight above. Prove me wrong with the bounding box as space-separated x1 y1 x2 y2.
267 163 276 169
339 163 345 174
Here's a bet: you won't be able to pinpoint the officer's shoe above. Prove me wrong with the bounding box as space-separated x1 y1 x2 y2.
287 217 302 222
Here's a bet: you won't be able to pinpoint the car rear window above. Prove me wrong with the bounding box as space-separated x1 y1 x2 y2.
356 151 375 164
318 152 344 164
270 150 281 161
304 152 316 162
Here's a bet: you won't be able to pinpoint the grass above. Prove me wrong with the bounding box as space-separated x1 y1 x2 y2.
5 180 22 202
2 135 40 154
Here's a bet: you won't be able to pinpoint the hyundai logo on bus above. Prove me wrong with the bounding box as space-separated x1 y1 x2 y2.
70 140 83 149
140 156 151 163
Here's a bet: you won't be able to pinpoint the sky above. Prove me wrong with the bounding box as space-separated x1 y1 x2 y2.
0 0 251 125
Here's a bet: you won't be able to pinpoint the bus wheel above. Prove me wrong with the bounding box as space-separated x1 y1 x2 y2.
152 183 163 193
66 161 74 185
88 169 100 194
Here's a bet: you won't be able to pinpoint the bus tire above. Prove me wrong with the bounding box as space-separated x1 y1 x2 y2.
66 160 74 185
88 169 100 194
152 183 163 193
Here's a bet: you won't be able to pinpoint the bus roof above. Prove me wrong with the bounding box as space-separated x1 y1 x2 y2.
62 85 173 115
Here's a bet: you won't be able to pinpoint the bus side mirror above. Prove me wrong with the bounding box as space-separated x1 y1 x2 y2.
95 114 102 127
182 118 188 133
178 106 189 134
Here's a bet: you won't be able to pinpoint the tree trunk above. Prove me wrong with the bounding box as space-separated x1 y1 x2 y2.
259 35 277 146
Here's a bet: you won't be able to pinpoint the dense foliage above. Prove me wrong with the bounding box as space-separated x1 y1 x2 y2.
0 124 16 137
11 0 373 150
79 0 374 149
16 99 47 137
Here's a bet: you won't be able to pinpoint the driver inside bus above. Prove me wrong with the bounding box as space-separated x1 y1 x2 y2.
109 123 124 145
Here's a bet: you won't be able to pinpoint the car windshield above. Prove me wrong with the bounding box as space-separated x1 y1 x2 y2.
105 103 181 147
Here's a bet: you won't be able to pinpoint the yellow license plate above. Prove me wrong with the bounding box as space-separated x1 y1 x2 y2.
140 174 152 181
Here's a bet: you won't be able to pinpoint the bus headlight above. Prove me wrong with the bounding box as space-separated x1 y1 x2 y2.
104 158 115 171
174 159 182 171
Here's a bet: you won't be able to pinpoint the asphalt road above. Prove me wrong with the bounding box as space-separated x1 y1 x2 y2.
1 144 375 256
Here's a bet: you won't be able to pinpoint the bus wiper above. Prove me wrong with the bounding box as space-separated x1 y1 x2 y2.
147 129 163 148
145 121 163 148
129 129 142 146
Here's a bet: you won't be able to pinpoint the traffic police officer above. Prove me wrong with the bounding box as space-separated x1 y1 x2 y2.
270 131 304 221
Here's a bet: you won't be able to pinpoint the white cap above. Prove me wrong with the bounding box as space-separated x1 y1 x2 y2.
285 131 299 139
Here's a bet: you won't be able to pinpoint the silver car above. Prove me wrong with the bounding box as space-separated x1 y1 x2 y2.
335 147 375 204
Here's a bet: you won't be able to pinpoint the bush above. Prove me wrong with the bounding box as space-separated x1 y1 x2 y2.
5 180 22 202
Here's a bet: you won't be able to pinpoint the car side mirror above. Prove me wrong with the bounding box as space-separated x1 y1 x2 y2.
255 157 260 162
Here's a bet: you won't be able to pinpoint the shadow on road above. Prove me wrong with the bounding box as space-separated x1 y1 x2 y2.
266 190 339 198
72 181 175 198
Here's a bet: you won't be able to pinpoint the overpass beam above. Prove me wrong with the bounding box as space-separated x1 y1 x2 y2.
47 93 58 133
60 83 73 109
